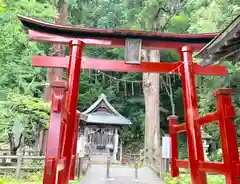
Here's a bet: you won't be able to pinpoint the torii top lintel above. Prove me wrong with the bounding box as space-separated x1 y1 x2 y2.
18 15 218 51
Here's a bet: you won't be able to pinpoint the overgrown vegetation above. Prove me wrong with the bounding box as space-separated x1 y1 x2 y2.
0 0 239 183
0 172 82 184
0 172 43 184
162 173 226 184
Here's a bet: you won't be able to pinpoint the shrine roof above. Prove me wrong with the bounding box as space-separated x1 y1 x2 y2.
197 14 240 66
18 15 217 50
84 111 131 125
82 93 131 125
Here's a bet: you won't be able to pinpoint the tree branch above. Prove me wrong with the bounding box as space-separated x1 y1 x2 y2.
15 134 23 150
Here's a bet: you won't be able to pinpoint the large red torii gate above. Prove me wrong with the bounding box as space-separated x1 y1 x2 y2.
17 15 239 184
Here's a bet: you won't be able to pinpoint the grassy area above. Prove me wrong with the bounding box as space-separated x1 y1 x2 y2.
70 176 83 184
162 173 226 184
0 172 43 184
0 172 83 184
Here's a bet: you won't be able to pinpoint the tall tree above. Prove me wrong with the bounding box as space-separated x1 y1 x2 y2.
137 0 186 151
44 0 68 101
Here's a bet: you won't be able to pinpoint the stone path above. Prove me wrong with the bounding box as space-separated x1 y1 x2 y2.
80 165 165 184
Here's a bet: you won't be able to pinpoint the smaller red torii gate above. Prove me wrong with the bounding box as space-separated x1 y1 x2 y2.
17 15 239 184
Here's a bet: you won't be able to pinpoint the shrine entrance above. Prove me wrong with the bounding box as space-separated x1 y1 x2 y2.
80 93 131 162
17 14 239 184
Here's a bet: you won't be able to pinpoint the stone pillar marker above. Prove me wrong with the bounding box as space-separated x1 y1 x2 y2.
113 128 119 161
119 141 123 163
201 128 212 161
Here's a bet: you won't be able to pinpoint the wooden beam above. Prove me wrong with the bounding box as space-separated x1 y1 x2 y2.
205 16 240 55
28 30 208 50
18 15 216 50
210 42 240 61
173 123 186 133
32 56 228 76
197 15 240 64
196 111 219 126
198 161 227 174
176 160 189 168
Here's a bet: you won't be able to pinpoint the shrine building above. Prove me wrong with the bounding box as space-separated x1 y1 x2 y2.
78 93 131 161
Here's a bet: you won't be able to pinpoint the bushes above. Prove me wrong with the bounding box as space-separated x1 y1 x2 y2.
0 172 83 184
1 172 43 184
162 173 225 184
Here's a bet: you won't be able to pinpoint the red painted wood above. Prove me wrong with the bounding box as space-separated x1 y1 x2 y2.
70 111 80 180
58 40 84 184
214 89 240 184
43 86 66 184
169 87 240 183
58 158 66 171
28 30 210 50
18 15 216 39
198 161 227 174
176 160 189 168
193 63 228 76
196 111 219 126
168 115 179 177
173 123 186 133
28 30 112 47
32 56 228 76
180 46 207 184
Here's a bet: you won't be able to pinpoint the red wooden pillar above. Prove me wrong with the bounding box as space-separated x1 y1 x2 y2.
58 40 84 184
43 81 67 184
214 89 240 184
180 46 207 184
70 111 80 180
168 115 179 177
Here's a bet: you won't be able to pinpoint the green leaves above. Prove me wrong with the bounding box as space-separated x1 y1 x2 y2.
0 0 239 157
0 91 50 144
0 0 55 145
187 0 240 33
163 173 226 184
0 0 5 12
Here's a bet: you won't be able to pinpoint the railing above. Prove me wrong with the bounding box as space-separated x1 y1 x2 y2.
168 89 239 183
0 147 92 179
144 147 168 176
77 143 92 176
0 155 45 179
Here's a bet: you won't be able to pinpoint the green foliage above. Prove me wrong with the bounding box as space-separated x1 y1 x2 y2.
0 0 56 93
196 62 240 145
0 178 6 184
1 171 81 184
0 0 239 162
162 173 226 184
1 172 43 184
0 0 4 12
209 149 223 162
187 0 240 33
0 92 50 144
0 0 55 144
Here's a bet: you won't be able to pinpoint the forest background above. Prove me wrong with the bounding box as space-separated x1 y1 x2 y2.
0 0 239 160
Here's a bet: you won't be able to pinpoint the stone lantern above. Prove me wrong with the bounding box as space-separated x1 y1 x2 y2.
201 129 212 161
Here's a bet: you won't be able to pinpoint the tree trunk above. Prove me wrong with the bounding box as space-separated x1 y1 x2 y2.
44 0 68 101
9 133 23 155
9 133 23 162
143 50 160 151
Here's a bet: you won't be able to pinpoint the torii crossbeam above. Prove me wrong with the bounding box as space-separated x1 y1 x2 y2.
17 15 239 184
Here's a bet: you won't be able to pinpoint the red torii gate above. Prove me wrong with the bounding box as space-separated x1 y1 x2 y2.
17 15 239 184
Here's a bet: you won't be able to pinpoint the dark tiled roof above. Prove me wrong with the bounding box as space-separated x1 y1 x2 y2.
197 14 240 66
82 94 132 125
